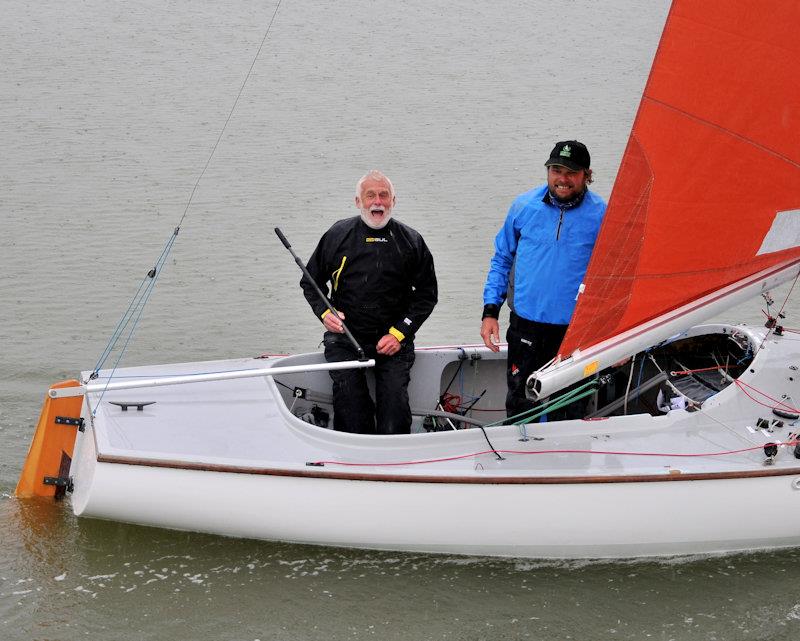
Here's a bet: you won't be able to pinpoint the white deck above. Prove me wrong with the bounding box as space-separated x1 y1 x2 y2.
75 325 800 479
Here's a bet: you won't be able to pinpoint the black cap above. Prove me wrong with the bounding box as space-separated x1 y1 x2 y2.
544 140 591 171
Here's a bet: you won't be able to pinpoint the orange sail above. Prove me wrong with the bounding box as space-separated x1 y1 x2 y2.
558 0 800 359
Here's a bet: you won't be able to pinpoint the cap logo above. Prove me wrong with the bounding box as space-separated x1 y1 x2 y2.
560 144 572 158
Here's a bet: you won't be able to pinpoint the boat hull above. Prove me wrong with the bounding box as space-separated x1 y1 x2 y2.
73 456 800 559
59 325 800 559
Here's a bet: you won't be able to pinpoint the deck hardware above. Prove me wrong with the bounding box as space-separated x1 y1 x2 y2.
55 416 85 432
763 442 779 462
793 478 800 490
756 418 771 430
293 387 306 399
43 476 73 492
108 401 156 412
794 444 800 460
773 408 800 420
305 462 324 467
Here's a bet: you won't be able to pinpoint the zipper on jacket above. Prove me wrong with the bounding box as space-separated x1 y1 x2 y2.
555 207 565 241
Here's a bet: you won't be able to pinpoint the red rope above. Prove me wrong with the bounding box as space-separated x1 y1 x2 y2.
671 365 729 376
311 440 798 468
734 379 800 413
440 392 506 412
440 393 462 415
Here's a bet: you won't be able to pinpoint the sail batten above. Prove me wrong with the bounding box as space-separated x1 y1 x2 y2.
642 96 800 170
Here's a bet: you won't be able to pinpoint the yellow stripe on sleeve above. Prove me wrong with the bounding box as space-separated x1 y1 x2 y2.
331 256 347 291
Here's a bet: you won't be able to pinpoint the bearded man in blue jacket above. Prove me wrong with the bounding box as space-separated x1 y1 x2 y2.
480 141 606 419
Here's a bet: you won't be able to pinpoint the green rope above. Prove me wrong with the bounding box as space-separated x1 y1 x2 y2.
512 386 598 425
484 378 598 427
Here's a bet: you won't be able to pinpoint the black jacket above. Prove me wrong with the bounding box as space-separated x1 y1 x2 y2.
301 217 438 344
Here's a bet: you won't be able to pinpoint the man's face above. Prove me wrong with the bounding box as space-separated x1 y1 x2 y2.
547 165 588 202
355 177 395 228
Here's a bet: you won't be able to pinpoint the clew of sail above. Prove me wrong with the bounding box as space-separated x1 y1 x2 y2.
530 0 800 401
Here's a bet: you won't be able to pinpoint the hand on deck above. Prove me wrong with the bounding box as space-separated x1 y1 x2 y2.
376 334 401 356
480 317 501 352
323 310 346 333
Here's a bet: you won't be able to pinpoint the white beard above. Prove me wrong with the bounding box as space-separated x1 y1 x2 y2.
360 206 393 230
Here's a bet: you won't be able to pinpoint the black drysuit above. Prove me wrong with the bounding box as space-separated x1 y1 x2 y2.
301 216 437 434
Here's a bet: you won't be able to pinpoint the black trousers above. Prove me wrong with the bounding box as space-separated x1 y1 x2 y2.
505 313 568 420
323 333 415 435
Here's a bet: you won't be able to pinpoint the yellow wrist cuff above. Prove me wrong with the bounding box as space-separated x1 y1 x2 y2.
388 326 405 342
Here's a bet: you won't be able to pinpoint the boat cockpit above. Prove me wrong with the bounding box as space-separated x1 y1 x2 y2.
269 324 760 433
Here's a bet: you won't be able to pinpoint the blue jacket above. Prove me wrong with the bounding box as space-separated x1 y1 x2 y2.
483 184 606 325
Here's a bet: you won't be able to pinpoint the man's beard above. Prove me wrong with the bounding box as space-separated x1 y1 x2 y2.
547 187 586 207
360 206 393 229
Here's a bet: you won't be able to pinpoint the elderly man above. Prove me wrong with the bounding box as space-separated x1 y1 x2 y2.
480 141 607 419
301 170 438 434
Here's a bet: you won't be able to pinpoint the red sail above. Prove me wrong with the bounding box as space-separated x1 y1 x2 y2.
559 0 800 358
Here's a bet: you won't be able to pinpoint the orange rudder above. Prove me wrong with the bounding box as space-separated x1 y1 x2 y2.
15 380 85 499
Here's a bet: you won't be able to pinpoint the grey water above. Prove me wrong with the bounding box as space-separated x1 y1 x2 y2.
3 1 800 639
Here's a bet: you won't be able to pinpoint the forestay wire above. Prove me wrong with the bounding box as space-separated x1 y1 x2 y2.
89 0 285 410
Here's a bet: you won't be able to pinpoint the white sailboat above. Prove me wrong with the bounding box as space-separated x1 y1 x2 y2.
16 0 800 559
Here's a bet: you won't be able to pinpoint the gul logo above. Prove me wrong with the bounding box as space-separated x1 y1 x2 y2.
366 237 388 243
560 144 572 158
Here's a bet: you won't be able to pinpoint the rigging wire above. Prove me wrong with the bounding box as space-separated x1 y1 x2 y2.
175 0 285 231
89 0 285 403
758 268 800 352
623 355 636 415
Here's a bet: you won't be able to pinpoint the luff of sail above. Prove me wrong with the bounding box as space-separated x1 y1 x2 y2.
530 0 800 401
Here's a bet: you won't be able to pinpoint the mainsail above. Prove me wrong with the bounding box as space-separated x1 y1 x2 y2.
531 0 800 400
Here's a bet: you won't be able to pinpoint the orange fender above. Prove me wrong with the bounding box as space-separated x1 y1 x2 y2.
16 380 85 499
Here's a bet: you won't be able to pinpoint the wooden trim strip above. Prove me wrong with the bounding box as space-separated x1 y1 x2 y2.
96 454 800 484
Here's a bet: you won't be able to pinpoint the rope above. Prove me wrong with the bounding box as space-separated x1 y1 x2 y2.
735 379 800 413
670 365 730 376
483 378 598 428
88 0 285 408
310 440 797 468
